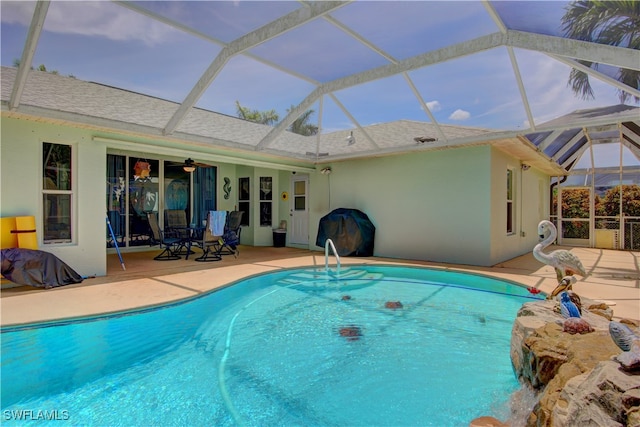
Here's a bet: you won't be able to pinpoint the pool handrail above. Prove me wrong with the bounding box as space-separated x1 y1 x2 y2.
324 238 340 277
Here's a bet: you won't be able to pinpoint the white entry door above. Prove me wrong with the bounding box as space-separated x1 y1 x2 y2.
290 175 309 245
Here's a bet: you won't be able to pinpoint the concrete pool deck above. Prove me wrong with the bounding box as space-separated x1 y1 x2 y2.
1 246 638 327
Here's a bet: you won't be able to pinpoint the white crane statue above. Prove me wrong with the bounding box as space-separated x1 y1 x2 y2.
533 220 587 284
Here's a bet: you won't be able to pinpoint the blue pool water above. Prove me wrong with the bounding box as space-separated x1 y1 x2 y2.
1 266 540 426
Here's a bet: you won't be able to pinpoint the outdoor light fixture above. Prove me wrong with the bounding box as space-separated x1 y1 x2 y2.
414 136 437 144
346 131 355 146
183 158 196 173
521 163 531 171
320 167 332 175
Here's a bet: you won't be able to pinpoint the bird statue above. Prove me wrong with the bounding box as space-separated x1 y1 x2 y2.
548 275 577 299
533 220 587 283
559 291 580 318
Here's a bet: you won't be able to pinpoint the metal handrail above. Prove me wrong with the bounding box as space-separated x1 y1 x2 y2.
324 239 340 276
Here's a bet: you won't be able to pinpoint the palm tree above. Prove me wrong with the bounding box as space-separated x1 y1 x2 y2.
235 101 279 125
235 101 318 136
561 1 640 103
286 105 318 136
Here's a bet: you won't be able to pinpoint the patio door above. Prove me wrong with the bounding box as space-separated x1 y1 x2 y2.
290 175 309 245
558 187 591 247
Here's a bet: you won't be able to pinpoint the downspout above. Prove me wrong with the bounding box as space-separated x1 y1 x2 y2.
550 175 568 225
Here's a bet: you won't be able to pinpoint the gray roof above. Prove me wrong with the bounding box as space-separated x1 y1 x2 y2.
1 64 637 175
0 65 490 158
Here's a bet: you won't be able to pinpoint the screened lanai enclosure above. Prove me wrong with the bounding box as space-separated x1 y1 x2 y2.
527 107 640 250
1 1 639 260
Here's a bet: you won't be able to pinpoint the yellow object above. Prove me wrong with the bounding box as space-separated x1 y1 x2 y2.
595 229 618 249
281 191 288 201
0 216 38 249
0 217 18 249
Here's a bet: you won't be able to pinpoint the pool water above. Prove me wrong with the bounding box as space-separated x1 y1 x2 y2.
1 266 540 426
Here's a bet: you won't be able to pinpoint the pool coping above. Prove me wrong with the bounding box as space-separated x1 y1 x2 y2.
2 248 639 327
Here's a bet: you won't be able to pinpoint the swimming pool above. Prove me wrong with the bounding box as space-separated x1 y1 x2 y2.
1 265 540 426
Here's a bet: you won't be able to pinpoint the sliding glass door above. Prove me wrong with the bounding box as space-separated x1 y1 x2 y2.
106 154 216 248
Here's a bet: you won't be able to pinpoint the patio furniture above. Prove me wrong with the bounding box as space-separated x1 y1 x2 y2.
219 211 243 257
146 212 182 261
191 211 224 262
164 209 192 254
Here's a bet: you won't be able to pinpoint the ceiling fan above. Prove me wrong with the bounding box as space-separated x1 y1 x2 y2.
166 158 212 172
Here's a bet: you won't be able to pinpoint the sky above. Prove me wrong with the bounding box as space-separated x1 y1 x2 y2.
0 0 637 135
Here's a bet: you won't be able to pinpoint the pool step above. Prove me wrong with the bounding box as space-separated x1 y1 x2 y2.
278 269 383 287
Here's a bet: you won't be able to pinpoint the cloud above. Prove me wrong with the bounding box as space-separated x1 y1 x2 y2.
426 100 441 112
0 2 34 25
1 2 178 46
449 109 470 121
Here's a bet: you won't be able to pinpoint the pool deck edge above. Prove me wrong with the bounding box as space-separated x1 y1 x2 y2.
2 247 638 327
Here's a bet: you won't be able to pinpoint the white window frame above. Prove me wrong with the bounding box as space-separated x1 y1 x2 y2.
42 142 74 245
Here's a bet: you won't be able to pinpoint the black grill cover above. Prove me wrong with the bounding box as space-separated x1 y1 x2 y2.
1 248 83 288
316 208 375 256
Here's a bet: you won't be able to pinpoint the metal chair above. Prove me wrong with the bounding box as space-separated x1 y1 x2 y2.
191 211 224 262
220 211 243 257
164 209 191 255
146 212 181 260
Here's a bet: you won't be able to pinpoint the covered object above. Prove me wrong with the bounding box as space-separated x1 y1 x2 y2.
316 208 375 256
1 248 83 288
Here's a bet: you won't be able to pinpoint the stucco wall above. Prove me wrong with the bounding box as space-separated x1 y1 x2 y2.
307 145 549 266
1 117 107 277
1 115 550 277
309 146 496 266
489 147 549 264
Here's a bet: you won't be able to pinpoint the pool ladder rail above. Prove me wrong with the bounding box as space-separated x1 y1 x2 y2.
325 238 340 276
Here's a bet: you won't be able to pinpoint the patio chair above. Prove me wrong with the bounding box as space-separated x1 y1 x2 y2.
219 210 243 257
146 212 182 260
191 211 224 262
164 209 191 254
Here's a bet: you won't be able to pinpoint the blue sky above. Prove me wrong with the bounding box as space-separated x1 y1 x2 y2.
1 1 636 134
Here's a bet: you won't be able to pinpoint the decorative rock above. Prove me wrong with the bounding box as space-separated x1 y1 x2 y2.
384 301 403 309
587 303 614 320
622 319 640 328
338 326 362 341
510 297 628 427
552 360 640 426
624 389 640 427
468 416 508 427
614 339 640 372
563 317 594 334
511 299 613 381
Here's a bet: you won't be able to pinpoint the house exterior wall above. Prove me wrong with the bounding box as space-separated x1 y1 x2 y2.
1 117 107 277
488 147 549 265
1 115 551 278
0 117 286 277
308 145 549 266
309 146 496 266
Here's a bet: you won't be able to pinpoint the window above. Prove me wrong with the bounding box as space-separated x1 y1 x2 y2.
43 142 73 243
238 177 250 226
507 169 514 235
259 176 272 226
